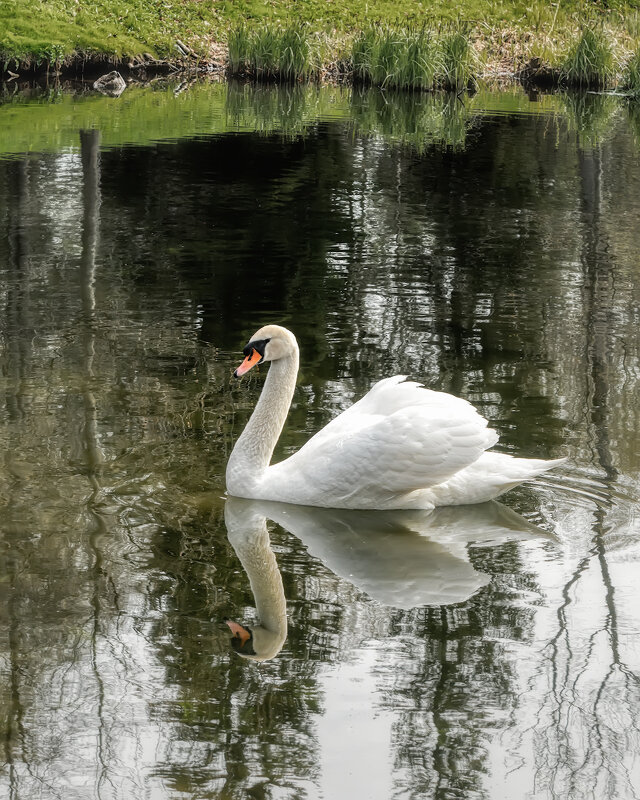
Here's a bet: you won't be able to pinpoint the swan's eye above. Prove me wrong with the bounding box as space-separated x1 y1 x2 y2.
243 338 271 360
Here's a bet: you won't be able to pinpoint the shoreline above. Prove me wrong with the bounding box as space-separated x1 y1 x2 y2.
0 49 597 93
1 26 639 97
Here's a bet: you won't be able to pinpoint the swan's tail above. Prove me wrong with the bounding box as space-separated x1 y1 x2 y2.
428 453 567 507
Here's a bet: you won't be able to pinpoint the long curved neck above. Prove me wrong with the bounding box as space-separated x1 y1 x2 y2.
227 350 299 492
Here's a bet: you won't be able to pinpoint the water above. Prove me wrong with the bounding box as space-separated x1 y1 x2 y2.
1 81 640 800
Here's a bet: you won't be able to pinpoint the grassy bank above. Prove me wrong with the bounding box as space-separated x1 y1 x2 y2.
2 0 640 91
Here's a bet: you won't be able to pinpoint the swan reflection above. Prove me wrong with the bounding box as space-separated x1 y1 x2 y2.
225 496 552 661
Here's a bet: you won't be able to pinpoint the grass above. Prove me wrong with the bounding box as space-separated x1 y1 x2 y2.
561 25 615 88
352 28 441 90
440 25 476 90
228 24 321 81
351 26 477 91
622 46 640 96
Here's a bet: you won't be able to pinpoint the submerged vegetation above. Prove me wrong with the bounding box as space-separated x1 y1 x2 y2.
2 0 640 93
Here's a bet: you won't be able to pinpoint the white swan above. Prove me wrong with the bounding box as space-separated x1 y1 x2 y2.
226 324 564 510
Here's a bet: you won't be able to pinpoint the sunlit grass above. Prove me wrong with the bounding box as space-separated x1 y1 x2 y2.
352 28 441 90
351 26 475 91
440 25 476 90
561 25 615 89
228 24 321 81
622 46 640 97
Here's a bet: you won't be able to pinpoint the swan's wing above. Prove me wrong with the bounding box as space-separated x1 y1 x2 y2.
273 377 498 496
303 376 478 441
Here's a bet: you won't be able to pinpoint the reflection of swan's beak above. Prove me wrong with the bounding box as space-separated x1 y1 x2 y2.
226 620 257 656
226 619 251 644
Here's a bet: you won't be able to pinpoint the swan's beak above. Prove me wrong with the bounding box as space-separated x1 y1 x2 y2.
234 348 262 378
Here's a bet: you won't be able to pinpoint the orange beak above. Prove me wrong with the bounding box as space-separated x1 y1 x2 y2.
226 620 252 646
234 347 262 377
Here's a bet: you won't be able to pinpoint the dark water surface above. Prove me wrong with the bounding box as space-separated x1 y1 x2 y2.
1 82 640 800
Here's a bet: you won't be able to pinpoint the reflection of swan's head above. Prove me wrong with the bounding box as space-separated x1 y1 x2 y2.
234 324 298 377
226 619 284 661
226 620 257 657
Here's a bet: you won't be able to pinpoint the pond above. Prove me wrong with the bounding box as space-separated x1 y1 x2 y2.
1 80 640 800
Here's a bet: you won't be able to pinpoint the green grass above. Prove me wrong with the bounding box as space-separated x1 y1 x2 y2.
352 28 442 90
561 25 616 88
351 26 477 91
440 25 476 90
228 24 321 81
622 46 640 96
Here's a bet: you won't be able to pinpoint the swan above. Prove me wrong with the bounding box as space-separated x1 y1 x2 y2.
226 324 565 510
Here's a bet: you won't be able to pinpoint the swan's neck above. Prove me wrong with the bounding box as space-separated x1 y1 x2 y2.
227 351 299 494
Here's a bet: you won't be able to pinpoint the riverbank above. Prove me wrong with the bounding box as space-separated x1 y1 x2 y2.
2 0 640 92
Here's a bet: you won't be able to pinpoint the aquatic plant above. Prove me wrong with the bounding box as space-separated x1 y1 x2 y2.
439 25 476 91
561 25 615 88
621 46 640 97
351 26 476 92
227 24 321 82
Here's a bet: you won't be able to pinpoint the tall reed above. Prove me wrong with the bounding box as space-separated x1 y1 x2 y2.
228 24 319 81
622 46 640 96
561 25 615 88
439 25 476 91
351 25 474 92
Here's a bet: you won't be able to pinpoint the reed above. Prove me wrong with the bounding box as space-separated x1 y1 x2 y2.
622 46 640 97
396 29 441 90
351 26 475 92
439 26 476 91
227 24 319 81
561 25 615 88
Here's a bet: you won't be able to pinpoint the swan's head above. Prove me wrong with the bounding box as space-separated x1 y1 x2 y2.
234 324 298 378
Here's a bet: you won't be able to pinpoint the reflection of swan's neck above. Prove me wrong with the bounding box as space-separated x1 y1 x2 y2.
226 504 288 661
227 351 299 494
245 534 287 647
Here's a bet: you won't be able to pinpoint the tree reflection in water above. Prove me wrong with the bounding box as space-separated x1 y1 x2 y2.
0 87 639 799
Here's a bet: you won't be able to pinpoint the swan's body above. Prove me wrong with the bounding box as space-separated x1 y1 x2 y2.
226 325 564 510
